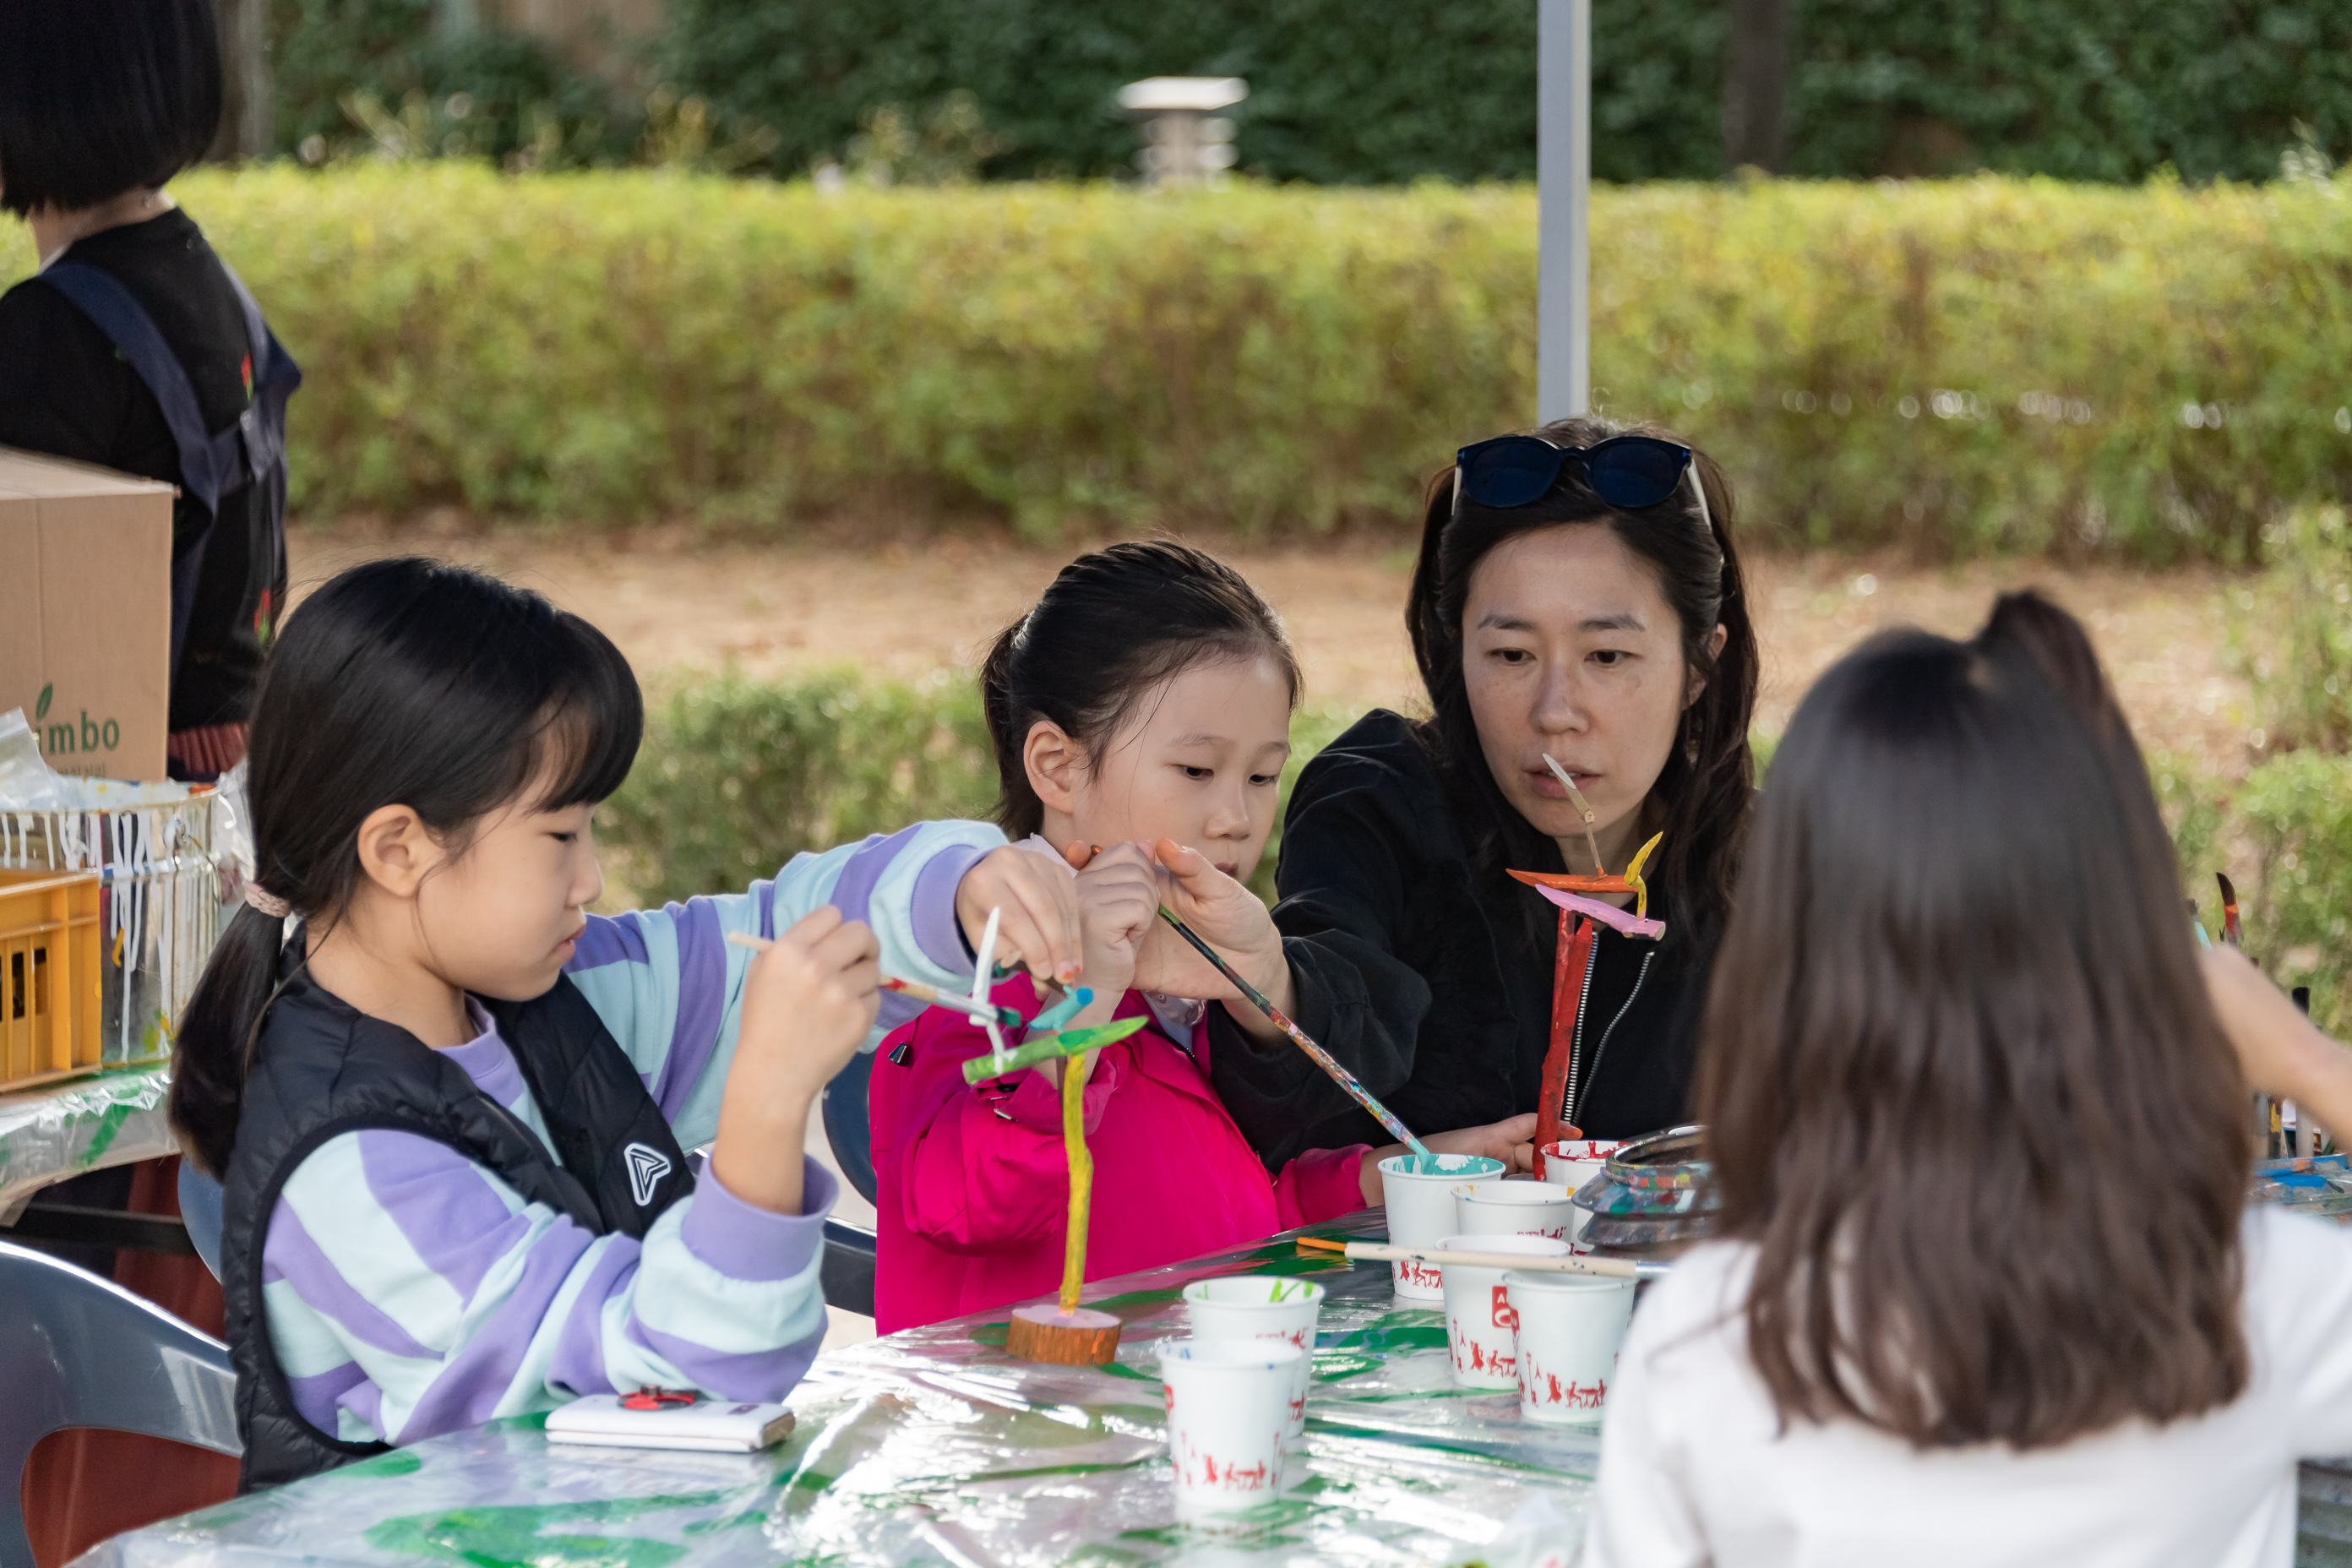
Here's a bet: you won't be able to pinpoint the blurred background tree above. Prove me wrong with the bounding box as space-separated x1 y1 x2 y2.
234 0 2349 183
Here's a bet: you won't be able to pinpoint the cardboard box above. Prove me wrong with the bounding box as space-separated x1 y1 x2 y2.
0 447 175 781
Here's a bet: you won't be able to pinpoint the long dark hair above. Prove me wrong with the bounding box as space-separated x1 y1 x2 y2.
1406 413 1756 950
171 558 643 1177
980 540 1301 840
1700 591 2249 1450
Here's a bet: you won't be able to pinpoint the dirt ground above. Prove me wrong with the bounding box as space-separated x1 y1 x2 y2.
288 522 2257 774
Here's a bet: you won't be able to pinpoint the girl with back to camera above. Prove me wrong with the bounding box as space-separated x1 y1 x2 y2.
172 558 1081 1489
868 542 1535 1331
1585 592 2352 1568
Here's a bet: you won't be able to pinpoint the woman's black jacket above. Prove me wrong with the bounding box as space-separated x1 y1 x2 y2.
1206 710 1720 1168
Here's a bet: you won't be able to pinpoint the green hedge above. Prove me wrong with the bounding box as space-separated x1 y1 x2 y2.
648 0 2350 185
8 167 2350 559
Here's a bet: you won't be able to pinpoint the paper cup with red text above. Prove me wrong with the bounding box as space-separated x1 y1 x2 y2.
1378 1152 1505 1301
1159 1339 1304 1516
1438 1234 1571 1388
1453 1179 1580 1243
1538 1140 1627 1247
1505 1268 1636 1424
1183 1277 1325 1445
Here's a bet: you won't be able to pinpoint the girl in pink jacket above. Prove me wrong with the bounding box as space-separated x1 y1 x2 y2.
870 542 1536 1332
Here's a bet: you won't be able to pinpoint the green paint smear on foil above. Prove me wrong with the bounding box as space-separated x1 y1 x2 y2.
74 1100 138 1168
363 1491 732 1568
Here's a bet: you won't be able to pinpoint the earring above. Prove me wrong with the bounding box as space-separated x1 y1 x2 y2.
1684 708 1701 765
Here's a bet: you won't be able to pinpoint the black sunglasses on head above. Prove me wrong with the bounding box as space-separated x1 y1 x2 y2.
1454 433 1695 512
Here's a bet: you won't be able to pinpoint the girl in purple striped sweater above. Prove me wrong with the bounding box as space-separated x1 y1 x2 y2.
171 558 1080 1487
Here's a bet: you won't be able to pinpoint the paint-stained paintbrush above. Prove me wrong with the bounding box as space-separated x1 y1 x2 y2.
1153 904 1432 1162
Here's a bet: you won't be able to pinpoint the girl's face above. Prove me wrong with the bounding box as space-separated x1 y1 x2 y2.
1462 523 1706 868
404 784 605 1002
1031 653 1293 884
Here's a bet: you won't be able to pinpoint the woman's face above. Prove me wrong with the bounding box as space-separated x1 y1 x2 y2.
1461 523 1702 870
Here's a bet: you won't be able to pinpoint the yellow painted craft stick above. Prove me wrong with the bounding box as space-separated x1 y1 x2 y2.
1059 1052 1092 1315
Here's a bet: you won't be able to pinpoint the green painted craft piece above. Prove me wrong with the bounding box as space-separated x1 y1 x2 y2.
959 1015 1149 1083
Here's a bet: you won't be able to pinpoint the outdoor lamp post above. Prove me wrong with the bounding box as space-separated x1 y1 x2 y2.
1118 77 1246 188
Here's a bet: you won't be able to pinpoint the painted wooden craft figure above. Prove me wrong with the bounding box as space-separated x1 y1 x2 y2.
951 908 1146 1366
1510 755 1671 1178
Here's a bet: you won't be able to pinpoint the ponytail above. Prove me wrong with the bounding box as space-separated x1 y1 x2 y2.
980 540 1301 841
172 905 289 1177
169 557 643 1177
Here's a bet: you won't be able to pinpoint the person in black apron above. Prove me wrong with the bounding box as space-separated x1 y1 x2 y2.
0 0 297 783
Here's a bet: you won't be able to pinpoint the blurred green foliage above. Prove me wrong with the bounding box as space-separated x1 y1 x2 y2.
645 0 2350 184
273 1 632 166
15 167 2348 563
2181 504 2352 1033
599 669 995 908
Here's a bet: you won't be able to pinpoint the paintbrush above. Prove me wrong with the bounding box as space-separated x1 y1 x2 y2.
1294 1233 1665 1281
1541 753 1608 875
722 932 1025 1029
1152 904 1432 1160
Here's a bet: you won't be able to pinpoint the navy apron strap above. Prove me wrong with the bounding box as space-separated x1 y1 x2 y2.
38 262 229 678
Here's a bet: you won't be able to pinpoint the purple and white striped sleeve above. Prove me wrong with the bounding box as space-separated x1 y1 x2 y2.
260 1130 835 1446
562 819 1009 1148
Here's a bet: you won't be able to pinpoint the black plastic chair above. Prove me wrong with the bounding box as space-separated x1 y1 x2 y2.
0 1240 240 1568
822 1048 879 1206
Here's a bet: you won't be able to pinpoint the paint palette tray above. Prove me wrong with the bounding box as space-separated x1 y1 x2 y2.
2251 1153 2352 1224
1571 1124 1718 1217
1572 1124 1718 1259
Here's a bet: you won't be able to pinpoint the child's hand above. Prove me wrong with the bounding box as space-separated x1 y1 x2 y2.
1117 840 1295 1044
711 907 879 1214
1071 841 1158 1012
1358 1113 1542 1201
957 844 1083 988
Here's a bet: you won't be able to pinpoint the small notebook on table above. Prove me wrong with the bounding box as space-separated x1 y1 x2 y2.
546 1393 796 1452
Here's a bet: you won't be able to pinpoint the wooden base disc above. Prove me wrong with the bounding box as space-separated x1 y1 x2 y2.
1005 1304 1122 1366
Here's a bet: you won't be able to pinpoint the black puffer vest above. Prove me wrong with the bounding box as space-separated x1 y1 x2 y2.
221 944 694 1491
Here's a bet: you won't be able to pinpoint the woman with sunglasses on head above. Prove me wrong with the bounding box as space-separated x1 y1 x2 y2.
1154 416 1755 1173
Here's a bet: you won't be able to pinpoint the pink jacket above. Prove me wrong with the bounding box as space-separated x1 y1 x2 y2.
870 976 1369 1334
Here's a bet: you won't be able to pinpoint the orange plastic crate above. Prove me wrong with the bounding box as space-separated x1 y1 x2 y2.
0 868 102 1091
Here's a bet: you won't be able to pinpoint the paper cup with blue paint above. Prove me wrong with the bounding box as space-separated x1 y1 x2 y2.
1453 1179 1580 1244
1160 1338 1304 1516
1183 1276 1325 1445
1379 1152 1505 1300
1438 1233 1571 1387
1505 1268 1636 1424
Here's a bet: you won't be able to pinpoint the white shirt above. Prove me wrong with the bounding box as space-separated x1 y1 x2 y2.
1583 1206 2352 1568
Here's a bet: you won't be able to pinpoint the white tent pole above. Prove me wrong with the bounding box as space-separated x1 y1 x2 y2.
1538 0 1591 422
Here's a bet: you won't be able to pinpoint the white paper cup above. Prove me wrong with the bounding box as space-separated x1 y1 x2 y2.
1160 1339 1304 1516
1379 1153 1505 1300
1538 1140 1626 1248
1437 1234 1571 1387
1453 1180 1580 1243
1183 1276 1326 1445
1506 1268 1637 1424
